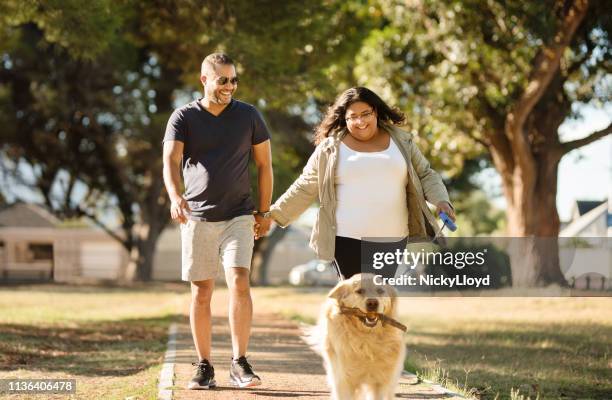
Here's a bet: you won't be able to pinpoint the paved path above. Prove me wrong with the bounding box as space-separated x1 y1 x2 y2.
165 293 464 399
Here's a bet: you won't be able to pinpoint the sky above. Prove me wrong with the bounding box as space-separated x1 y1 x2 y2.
557 105 611 220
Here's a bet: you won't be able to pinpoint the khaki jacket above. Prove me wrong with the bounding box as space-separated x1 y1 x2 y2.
270 124 452 261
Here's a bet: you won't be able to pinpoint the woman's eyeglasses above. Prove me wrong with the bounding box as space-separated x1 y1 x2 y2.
215 76 239 86
345 109 375 123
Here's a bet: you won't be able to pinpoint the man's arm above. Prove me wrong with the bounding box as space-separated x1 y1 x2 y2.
252 139 273 239
163 140 190 224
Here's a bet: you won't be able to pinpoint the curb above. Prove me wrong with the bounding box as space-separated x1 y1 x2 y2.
401 371 467 398
158 323 178 400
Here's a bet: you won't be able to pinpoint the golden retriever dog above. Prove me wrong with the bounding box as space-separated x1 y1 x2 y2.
314 273 406 400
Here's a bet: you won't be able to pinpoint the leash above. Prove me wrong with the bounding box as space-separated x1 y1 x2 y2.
339 306 407 332
432 211 457 242
331 212 457 279
329 212 455 334
331 258 344 280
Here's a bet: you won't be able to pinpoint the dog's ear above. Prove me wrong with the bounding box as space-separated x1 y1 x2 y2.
328 282 348 300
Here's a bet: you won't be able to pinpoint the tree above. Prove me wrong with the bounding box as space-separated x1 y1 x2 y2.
355 0 611 286
0 19 166 281
0 1 375 281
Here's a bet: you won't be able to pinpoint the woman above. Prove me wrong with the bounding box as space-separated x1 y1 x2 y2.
264 87 455 279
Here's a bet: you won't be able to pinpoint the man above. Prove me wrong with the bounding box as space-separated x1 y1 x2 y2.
162 53 273 390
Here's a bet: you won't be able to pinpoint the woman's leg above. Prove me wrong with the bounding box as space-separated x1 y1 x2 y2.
334 236 362 279
334 236 407 280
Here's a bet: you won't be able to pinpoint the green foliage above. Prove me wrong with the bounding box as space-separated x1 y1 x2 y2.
0 0 124 59
354 0 611 174
127 1 375 108
452 190 506 236
0 22 144 222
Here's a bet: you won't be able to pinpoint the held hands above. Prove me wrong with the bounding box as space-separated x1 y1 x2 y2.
170 195 190 224
254 214 272 240
435 201 456 222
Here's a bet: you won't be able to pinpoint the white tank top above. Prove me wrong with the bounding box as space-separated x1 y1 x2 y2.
335 139 409 240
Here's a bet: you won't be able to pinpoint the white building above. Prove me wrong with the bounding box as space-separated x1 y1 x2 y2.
559 199 611 290
0 203 128 282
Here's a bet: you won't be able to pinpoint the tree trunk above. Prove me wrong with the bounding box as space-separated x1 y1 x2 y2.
250 225 290 285
119 222 165 282
135 230 160 281
487 0 590 288
135 184 170 282
119 172 169 283
500 148 567 287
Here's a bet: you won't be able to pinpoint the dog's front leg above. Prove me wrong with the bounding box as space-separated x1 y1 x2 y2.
330 377 353 400
369 384 393 400
375 375 403 399
383 386 397 400
326 359 353 400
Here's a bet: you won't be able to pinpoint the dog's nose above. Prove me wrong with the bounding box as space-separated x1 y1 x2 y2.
365 298 379 312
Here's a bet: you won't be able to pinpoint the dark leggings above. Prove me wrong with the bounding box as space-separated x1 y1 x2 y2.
334 236 407 280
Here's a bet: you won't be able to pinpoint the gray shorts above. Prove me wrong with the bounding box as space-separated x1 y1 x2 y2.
180 214 255 281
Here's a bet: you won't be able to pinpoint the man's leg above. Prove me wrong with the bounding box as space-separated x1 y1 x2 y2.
186 278 217 390
181 219 220 390
220 215 260 387
190 279 215 361
224 266 260 387
224 266 252 359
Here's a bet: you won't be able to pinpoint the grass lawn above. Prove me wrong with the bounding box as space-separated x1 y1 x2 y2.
252 287 612 400
1 283 609 399
0 283 189 400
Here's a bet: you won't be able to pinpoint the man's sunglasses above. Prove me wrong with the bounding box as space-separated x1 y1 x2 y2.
215 76 239 85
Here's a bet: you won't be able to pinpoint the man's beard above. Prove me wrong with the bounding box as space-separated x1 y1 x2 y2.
210 89 232 105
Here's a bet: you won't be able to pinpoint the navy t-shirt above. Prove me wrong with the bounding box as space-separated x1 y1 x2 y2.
163 99 270 221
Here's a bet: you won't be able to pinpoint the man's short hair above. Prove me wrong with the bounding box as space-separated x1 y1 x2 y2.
201 53 234 76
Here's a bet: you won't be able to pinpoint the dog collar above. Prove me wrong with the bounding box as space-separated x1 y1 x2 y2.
339 306 407 332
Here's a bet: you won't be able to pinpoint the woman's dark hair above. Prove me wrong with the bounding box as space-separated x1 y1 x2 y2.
313 87 405 145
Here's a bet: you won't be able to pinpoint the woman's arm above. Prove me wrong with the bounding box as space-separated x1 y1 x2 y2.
410 140 453 210
269 145 321 227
